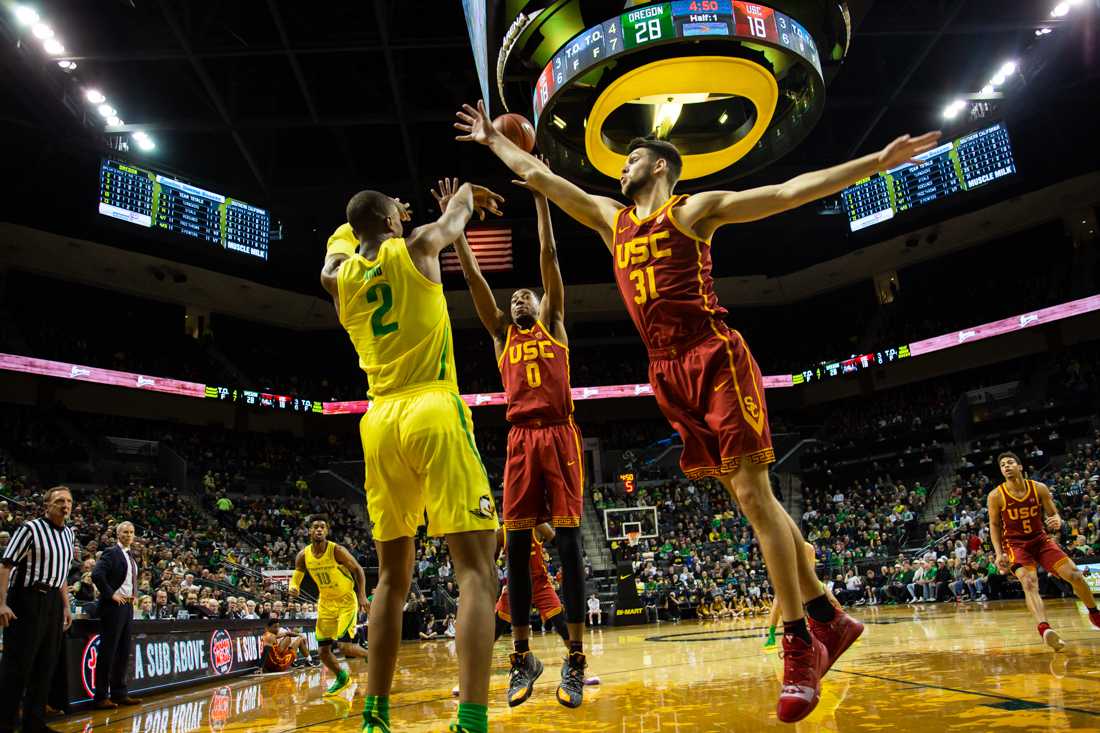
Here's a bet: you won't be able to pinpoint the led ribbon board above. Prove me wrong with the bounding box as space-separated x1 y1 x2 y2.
3 295 1097 414
531 1 824 185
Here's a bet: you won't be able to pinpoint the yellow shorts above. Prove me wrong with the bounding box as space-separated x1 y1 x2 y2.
361 386 498 542
316 595 358 643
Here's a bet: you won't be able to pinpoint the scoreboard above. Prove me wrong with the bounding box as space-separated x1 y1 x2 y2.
534 0 821 123
841 122 1017 232
98 158 271 259
792 345 911 385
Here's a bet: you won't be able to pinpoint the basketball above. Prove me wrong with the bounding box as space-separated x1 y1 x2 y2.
493 113 536 153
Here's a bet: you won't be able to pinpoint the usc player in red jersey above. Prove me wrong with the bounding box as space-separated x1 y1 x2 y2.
988 451 1100 650
458 99 939 722
433 178 589 709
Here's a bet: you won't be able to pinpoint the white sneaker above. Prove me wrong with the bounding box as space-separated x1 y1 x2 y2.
1044 628 1066 652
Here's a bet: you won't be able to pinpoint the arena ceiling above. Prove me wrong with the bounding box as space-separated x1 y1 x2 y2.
0 0 1097 295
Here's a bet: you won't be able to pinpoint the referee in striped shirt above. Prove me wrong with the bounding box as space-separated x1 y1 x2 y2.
0 486 76 733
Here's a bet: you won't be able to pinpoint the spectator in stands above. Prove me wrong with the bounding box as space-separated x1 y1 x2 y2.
138 596 154 620
419 613 439 641
243 600 259 619
587 594 602 626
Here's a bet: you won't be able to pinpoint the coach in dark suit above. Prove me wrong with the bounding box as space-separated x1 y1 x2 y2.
90 521 142 708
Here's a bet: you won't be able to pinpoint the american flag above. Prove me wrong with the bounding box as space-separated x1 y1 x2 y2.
441 226 512 273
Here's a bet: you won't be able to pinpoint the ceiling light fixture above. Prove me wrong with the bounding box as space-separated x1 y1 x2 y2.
84 88 106 104
13 6 40 25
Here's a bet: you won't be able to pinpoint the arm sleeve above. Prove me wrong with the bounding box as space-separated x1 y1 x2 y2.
0 524 32 566
91 550 115 598
289 570 305 594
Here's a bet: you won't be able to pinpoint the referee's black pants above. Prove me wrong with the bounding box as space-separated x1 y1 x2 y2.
0 585 64 733
95 601 133 701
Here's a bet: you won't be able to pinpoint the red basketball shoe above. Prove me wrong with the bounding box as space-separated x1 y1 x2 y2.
776 634 828 723
1088 609 1100 630
808 611 864 674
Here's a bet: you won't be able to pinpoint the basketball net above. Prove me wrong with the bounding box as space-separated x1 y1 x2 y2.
626 530 640 547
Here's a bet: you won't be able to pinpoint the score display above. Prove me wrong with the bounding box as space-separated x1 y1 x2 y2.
792 345 911 385
841 122 1017 232
534 0 821 123
98 159 270 259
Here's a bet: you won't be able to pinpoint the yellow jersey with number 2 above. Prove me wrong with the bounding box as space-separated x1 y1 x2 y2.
332 225 458 399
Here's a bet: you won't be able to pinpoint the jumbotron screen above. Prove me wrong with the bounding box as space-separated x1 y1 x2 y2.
841 122 1017 232
98 158 270 259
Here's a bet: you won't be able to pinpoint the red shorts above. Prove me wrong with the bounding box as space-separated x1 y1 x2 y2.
648 324 774 480
1006 535 1071 573
502 419 584 530
495 578 563 623
262 646 294 673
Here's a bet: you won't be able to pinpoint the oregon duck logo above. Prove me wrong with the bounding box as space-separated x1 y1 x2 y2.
470 495 496 520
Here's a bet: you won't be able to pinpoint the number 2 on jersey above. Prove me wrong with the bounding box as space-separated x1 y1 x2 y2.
366 283 399 337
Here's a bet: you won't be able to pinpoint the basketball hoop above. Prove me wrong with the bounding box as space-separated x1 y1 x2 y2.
626 530 640 547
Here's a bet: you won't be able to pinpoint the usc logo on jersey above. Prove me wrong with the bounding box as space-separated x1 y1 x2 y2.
615 231 672 269
508 340 555 364
1006 505 1040 521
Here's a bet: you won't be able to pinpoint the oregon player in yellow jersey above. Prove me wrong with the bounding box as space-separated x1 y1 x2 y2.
289 516 369 695
320 180 504 733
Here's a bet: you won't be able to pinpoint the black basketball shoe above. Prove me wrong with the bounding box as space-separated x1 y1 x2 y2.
556 651 587 708
506 651 544 707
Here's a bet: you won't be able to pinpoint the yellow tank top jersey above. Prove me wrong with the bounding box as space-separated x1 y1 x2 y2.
334 230 458 399
303 541 355 601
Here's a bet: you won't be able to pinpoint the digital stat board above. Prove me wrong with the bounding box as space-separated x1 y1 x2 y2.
98 158 270 259
533 1 822 123
841 122 1018 232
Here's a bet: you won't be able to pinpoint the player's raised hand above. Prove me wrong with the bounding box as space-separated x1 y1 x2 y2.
455 100 497 145
430 178 461 212
393 198 413 222
470 184 505 220
875 131 943 171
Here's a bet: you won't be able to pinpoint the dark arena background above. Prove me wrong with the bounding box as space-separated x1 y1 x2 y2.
1 1 1099 732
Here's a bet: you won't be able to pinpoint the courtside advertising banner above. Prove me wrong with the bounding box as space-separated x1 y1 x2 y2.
65 619 318 706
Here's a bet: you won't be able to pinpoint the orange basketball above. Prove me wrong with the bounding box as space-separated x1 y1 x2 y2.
493 113 536 153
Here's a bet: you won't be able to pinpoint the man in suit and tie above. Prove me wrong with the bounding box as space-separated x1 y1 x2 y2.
90 521 142 709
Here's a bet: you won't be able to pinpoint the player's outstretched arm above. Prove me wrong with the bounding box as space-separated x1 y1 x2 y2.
515 177 566 333
678 131 942 239
1037 482 1064 531
431 178 507 342
455 100 620 247
408 180 504 259
987 491 1008 572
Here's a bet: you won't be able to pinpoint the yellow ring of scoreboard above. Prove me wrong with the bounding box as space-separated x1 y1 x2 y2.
584 56 779 181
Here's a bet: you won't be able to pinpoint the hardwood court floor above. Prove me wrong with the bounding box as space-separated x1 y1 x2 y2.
58 600 1100 733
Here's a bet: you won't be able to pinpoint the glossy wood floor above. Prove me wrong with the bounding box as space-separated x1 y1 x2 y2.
59 600 1100 733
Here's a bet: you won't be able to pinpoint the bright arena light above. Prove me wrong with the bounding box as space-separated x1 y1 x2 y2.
14 6 40 25
1052 2 1070 17
133 133 155 151
97 103 116 118
999 60 1017 77
42 38 64 55
942 100 965 119
106 116 122 127
57 60 76 70
981 84 994 95
84 88 106 104
31 22 53 39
